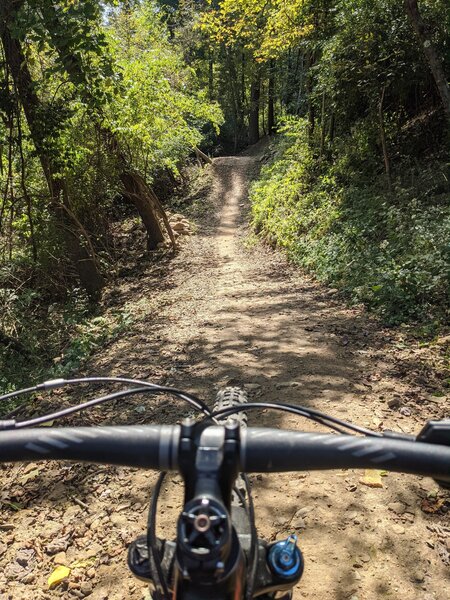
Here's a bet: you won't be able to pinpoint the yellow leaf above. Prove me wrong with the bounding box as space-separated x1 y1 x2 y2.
48 565 71 589
360 469 383 488
70 557 96 569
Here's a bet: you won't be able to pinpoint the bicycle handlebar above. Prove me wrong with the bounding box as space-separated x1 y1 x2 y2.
0 425 449 484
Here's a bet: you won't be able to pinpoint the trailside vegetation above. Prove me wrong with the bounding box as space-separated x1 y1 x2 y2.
0 0 222 393
246 0 449 325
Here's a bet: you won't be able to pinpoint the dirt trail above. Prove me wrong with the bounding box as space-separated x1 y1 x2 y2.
0 145 448 599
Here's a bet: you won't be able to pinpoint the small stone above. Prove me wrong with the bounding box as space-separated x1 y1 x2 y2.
275 382 291 389
135 405 146 414
388 398 402 409
85 542 102 558
21 573 35 584
399 406 412 416
171 222 188 232
244 383 261 391
403 512 415 523
392 524 405 535
80 582 93 597
53 551 67 565
16 548 34 566
69 581 80 590
292 516 306 529
360 554 371 563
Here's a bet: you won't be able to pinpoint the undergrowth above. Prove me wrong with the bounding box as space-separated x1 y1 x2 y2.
251 119 450 326
0 282 132 413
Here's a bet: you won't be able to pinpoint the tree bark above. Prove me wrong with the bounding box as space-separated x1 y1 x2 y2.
319 91 326 158
268 60 275 135
249 73 261 145
194 147 212 165
0 2 104 298
224 47 244 151
208 51 214 101
305 52 316 137
379 85 393 193
404 0 450 123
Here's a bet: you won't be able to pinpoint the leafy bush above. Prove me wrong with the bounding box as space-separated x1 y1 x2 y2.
251 119 450 324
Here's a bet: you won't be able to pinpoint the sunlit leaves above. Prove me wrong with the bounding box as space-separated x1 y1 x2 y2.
106 2 223 176
199 0 314 61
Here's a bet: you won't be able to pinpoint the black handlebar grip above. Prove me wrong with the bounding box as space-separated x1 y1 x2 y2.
241 429 450 483
0 426 180 469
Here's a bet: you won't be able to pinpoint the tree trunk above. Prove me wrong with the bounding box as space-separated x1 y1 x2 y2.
249 74 261 145
306 52 316 137
268 60 275 135
224 48 244 151
319 91 326 158
327 112 336 159
404 0 450 123
100 130 170 249
0 3 104 298
379 85 393 193
208 51 214 101
241 53 246 106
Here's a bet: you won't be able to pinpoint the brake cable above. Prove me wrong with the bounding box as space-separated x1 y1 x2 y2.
1 377 382 437
210 402 383 437
148 472 171 599
0 377 214 429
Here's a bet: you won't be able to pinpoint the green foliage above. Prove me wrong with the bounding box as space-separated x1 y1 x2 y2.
251 119 450 324
50 310 133 378
0 0 222 397
0 0 222 266
17 0 116 107
0 280 133 408
107 3 223 177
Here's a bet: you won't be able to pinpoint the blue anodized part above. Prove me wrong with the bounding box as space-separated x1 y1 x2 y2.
268 534 303 579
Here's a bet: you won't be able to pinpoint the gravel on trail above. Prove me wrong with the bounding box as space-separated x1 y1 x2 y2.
0 141 448 599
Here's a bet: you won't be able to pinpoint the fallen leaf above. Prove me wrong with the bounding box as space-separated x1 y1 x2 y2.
19 469 40 484
70 557 97 569
421 497 445 514
48 565 71 589
360 470 383 488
